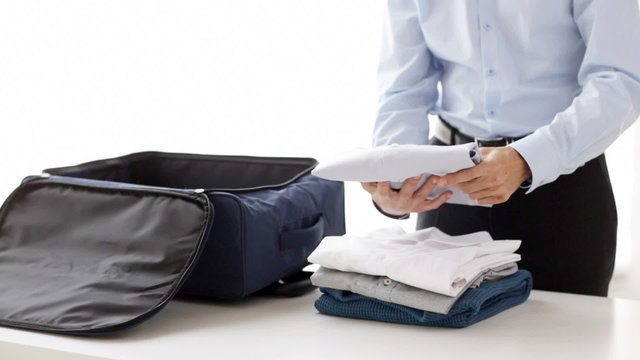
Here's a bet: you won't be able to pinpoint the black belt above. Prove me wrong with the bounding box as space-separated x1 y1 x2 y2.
434 116 525 147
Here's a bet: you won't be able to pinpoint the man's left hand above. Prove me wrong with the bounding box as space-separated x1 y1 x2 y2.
435 147 532 205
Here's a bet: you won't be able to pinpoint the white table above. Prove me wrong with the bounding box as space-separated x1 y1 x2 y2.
0 290 638 360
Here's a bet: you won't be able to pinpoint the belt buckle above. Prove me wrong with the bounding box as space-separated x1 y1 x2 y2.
474 136 513 147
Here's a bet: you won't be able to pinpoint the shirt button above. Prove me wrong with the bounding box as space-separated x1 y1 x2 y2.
486 68 496 77
483 24 492 31
488 110 496 117
383 279 393 286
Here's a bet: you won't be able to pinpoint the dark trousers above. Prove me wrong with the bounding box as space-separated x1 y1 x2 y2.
417 139 617 297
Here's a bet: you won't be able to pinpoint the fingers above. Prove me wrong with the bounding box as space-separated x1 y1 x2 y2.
470 184 513 205
413 175 452 211
415 190 452 212
439 160 499 194
477 194 510 205
399 176 423 198
468 185 502 200
376 181 393 198
369 176 451 214
372 181 405 213
438 165 481 187
411 176 452 212
456 175 499 194
459 180 514 205
361 182 377 193
414 175 439 200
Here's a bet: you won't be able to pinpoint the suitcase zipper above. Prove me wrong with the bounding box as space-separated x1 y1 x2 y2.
26 173 206 196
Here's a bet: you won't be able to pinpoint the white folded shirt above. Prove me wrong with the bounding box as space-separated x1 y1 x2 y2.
312 143 483 206
307 226 521 297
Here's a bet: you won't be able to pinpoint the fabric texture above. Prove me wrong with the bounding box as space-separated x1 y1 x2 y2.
311 264 518 314
373 0 640 193
312 143 482 206
308 226 521 296
315 270 532 328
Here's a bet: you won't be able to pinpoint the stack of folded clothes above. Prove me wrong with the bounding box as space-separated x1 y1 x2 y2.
308 226 532 328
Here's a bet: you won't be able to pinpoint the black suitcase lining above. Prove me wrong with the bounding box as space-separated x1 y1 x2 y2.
0 179 213 334
45 152 318 192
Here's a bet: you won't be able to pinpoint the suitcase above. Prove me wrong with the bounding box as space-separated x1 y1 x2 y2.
0 151 345 334
44 151 347 299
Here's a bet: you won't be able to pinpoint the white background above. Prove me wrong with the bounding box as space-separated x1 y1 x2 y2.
1 1 638 297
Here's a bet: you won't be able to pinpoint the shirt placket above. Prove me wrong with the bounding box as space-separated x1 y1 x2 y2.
477 0 500 125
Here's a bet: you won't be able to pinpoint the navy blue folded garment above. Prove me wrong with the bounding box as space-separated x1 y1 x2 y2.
315 270 532 328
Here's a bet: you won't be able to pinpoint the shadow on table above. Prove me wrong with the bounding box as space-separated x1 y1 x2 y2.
93 290 321 341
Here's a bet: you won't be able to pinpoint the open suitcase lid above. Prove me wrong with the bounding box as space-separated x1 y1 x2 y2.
0 175 213 335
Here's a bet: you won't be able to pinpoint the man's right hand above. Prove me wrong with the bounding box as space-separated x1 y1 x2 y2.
361 175 452 216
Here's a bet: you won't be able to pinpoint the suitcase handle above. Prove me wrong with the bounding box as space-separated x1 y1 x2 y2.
279 215 325 252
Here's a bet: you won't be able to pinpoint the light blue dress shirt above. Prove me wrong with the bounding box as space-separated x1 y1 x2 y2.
373 0 640 192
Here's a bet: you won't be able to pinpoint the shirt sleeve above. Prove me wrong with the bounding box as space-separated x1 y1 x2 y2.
373 0 441 147
509 0 640 193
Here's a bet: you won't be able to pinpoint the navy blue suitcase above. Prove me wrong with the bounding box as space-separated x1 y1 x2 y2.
0 151 344 334
44 151 346 300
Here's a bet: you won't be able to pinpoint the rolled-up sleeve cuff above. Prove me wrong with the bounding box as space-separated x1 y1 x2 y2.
508 131 560 194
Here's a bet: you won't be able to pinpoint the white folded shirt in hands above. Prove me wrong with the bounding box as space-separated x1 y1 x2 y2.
311 143 483 206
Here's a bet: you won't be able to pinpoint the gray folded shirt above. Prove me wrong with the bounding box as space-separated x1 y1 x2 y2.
310 263 518 315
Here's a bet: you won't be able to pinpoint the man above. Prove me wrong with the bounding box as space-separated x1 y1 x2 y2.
362 0 640 296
